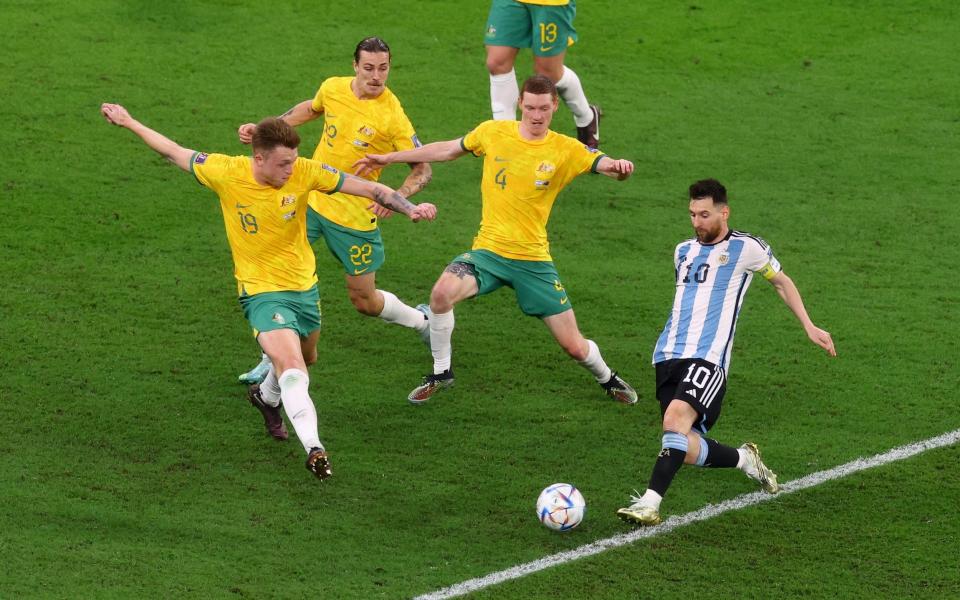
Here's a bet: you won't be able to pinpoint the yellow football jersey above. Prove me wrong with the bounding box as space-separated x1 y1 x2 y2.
461 120 604 261
308 76 419 231
190 152 344 296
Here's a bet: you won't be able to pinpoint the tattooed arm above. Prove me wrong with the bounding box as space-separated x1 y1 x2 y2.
397 162 433 199
339 173 437 222
237 99 321 144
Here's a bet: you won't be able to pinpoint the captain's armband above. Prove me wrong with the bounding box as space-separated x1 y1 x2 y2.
758 262 778 280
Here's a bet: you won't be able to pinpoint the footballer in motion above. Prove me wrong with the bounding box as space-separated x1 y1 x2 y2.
101 103 436 480
356 75 638 405
617 179 836 526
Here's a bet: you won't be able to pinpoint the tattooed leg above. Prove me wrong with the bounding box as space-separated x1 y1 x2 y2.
444 262 477 280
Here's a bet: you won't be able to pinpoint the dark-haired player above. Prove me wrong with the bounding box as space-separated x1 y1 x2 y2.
236 37 434 385
617 178 836 526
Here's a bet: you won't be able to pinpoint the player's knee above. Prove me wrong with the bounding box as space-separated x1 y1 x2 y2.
486 55 513 75
429 282 456 313
661 412 690 434
533 62 564 83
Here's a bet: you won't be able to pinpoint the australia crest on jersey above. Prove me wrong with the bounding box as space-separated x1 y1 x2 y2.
535 161 556 189
353 124 375 148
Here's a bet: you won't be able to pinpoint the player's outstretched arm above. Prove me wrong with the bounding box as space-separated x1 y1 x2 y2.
101 103 195 172
368 162 433 220
595 157 635 181
768 271 837 356
339 174 437 222
238 100 321 144
353 139 466 177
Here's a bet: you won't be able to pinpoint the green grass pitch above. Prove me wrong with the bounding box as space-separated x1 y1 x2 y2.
2 1 959 598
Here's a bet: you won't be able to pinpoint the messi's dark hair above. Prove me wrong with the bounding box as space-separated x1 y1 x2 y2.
689 179 728 205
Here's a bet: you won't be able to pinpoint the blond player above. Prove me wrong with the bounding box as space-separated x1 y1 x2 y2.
355 75 637 405
236 37 434 386
100 103 436 480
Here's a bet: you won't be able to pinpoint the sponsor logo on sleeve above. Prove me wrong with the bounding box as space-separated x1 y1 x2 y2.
194 152 208 164
321 163 339 174
412 134 422 148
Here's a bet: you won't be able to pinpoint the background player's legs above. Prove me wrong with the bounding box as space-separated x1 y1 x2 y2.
258 328 323 454
486 45 520 120
345 272 428 334
534 55 594 122
239 351 271 385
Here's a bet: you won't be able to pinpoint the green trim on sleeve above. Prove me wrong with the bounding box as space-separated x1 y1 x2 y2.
332 171 345 194
459 136 469 153
189 151 203 185
589 153 607 174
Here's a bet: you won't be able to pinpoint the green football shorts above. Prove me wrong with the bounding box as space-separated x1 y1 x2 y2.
240 285 322 338
451 249 572 317
484 0 577 57
307 207 385 276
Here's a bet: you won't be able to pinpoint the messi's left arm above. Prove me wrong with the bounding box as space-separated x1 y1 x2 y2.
767 271 837 356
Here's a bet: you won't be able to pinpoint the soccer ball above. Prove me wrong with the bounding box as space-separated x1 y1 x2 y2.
536 483 586 531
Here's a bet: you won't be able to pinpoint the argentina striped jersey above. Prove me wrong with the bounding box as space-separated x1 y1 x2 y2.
652 230 781 372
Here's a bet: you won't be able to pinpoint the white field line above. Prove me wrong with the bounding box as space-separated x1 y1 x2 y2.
414 428 960 600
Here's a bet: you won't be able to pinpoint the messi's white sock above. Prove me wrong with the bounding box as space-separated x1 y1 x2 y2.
640 489 663 509
378 290 428 332
490 69 519 120
578 339 612 383
430 310 455 374
556 67 592 127
736 448 748 470
278 368 323 453
260 366 281 408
